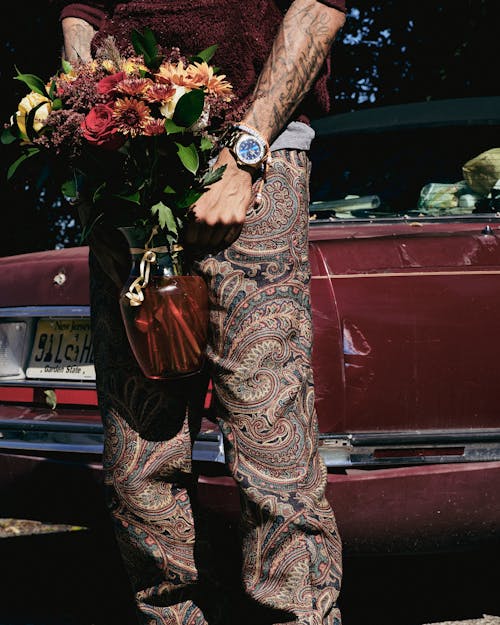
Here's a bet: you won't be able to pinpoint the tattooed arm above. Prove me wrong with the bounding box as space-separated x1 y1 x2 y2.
243 0 346 143
185 0 345 249
61 17 96 64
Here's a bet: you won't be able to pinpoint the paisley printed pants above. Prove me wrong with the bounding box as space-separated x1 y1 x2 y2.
89 150 342 625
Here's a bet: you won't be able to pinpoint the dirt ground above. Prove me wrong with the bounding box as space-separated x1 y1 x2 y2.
426 619 500 625
1 518 499 625
0 518 85 538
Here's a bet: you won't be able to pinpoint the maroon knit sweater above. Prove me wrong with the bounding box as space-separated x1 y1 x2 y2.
59 0 346 121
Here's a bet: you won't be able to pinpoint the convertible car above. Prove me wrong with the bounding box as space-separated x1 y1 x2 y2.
1 96 499 555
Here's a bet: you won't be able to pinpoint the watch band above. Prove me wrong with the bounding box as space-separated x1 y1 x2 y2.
222 123 270 168
220 122 272 206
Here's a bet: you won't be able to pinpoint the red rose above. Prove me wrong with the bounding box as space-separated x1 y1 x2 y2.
81 104 124 150
96 71 127 96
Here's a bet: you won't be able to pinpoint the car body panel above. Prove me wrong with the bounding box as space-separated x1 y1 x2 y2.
2 98 500 553
309 219 500 433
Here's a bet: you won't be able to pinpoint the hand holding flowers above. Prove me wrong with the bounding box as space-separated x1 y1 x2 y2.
3 28 234 269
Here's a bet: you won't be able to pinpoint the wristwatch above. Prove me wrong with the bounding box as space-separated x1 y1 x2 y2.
223 124 269 169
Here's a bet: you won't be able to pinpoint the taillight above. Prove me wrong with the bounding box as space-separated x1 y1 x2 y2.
0 321 29 379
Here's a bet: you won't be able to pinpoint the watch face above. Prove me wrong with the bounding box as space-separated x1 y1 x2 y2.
235 134 265 165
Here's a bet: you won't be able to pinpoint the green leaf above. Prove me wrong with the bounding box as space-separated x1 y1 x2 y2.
44 390 57 410
80 212 104 244
92 182 106 203
191 44 218 64
200 136 213 152
61 178 78 198
14 68 49 98
173 89 205 129
7 148 39 180
24 101 47 141
175 142 199 175
164 118 185 135
48 79 57 100
1 127 17 145
163 185 176 194
176 189 203 209
52 98 63 111
151 201 178 233
115 190 141 204
61 59 72 74
201 164 227 187
131 28 163 71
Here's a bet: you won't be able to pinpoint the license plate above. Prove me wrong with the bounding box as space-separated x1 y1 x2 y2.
26 318 95 381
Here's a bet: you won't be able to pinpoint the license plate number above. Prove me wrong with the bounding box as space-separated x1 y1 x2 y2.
26 318 95 381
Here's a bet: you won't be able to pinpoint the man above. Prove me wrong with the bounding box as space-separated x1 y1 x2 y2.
60 1 346 623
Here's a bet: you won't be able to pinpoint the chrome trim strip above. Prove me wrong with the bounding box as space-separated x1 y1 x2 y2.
319 430 500 467
0 420 102 433
0 440 103 455
0 306 90 318
322 429 500 446
0 419 225 464
1 425 500 468
0 380 96 390
312 270 500 280
308 215 500 225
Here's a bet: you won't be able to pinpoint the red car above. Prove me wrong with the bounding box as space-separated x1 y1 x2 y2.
1 96 500 554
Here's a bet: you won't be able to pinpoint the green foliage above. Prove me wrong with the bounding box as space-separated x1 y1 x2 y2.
200 137 214 152
14 68 48 98
44 389 57 410
200 165 226 187
24 101 46 141
175 142 199 175
130 27 163 72
1 127 18 145
151 200 177 232
7 147 39 180
190 44 218 64
61 178 77 199
61 59 72 74
164 119 185 135
173 89 205 128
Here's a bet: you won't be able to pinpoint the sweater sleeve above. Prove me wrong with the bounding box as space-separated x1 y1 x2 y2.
275 0 346 13
59 2 108 28
316 0 346 12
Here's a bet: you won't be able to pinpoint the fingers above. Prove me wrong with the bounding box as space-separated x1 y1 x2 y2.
221 224 243 248
184 220 242 252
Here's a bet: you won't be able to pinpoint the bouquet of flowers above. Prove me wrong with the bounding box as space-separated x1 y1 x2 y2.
3 29 234 379
3 28 233 270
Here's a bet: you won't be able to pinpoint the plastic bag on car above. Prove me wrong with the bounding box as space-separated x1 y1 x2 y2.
462 148 500 196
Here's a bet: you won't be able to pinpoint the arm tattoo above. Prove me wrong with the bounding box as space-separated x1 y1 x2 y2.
244 0 345 142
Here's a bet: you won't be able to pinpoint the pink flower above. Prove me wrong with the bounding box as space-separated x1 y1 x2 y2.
81 104 124 150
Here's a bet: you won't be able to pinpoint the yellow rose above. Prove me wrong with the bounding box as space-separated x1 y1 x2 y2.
16 92 52 140
101 59 116 73
122 58 148 76
159 86 190 120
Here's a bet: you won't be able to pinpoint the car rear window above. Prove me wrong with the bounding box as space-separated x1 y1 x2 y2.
309 124 500 220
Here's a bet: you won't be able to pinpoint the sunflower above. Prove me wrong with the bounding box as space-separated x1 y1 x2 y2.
113 97 154 137
116 77 154 97
143 119 166 136
156 61 190 87
144 82 176 104
101 59 117 74
121 57 149 76
186 62 233 100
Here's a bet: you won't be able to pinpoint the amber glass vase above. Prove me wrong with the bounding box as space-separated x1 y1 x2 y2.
118 227 209 379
